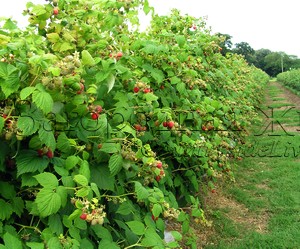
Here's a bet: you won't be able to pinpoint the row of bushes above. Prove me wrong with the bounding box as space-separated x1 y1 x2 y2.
0 0 269 248
277 69 300 91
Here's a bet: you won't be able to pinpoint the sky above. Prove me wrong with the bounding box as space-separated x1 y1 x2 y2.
1 0 299 57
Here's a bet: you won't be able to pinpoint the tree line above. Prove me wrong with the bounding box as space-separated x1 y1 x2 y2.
216 33 300 77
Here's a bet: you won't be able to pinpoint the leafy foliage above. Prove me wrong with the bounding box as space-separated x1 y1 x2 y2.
0 0 269 248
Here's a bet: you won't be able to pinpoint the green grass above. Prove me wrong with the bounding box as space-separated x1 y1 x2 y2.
204 83 300 249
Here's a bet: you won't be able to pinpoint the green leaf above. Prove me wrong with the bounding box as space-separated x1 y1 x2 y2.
26 242 45 249
48 214 63 235
152 203 162 218
17 115 40 136
134 181 149 201
32 89 53 114
90 183 100 197
68 209 82 221
76 186 90 197
31 4 47 16
126 221 145 236
65 155 79 170
100 143 121 154
56 186 67 208
90 165 115 191
79 238 94 249
16 150 49 177
20 86 35 100
0 181 16 199
38 122 56 151
48 67 61 76
141 228 164 247
74 174 88 186
2 232 22 249
3 19 18 30
98 240 120 249
11 197 24 217
0 200 13 220
35 188 61 217
0 116 4 133
57 133 71 153
0 62 20 97
171 231 182 241
116 201 133 216
79 160 90 181
34 172 58 189
92 226 113 241
46 33 60 43
107 74 115 93
82 50 95 66
47 237 63 249
108 154 123 176
175 35 186 48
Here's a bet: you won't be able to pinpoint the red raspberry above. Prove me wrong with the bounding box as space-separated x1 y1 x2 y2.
46 149 54 159
156 161 162 168
167 121 174 129
133 87 140 93
80 213 87 220
91 112 99 120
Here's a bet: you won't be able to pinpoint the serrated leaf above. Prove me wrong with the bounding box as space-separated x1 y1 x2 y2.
11 197 24 217
0 116 4 133
56 133 71 153
38 122 56 151
16 150 49 177
90 183 100 197
98 240 120 249
20 86 35 100
48 67 61 76
65 155 79 170
0 62 20 97
107 74 115 93
2 232 22 249
82 50 95 66
74 174 88 186
68 209 82 221
0 200 13 220
116 201 133 216
18 115 39 136
32 4 47 16
100 143 120 154
152 203 162 218
108 154 123 176
34 172 58 189
90 165 115 191
0 181 16 199
46 33 60 43
79 160 90 181
59 42 74 52
56 186 67 208
26 242 45 249
32 89 53 114
134 181 149 201
47 237 63 249
48 214 63 235
35 188 61 217
92 226 112 241
126 221 145 236
175 35 186 48
75 186 90 197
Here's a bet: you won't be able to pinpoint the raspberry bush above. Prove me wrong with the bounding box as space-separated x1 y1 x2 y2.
0 0 269 248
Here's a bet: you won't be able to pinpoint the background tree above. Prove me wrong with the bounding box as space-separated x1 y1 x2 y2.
252 49 272 70
232 42 255 64
215 33 233 56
